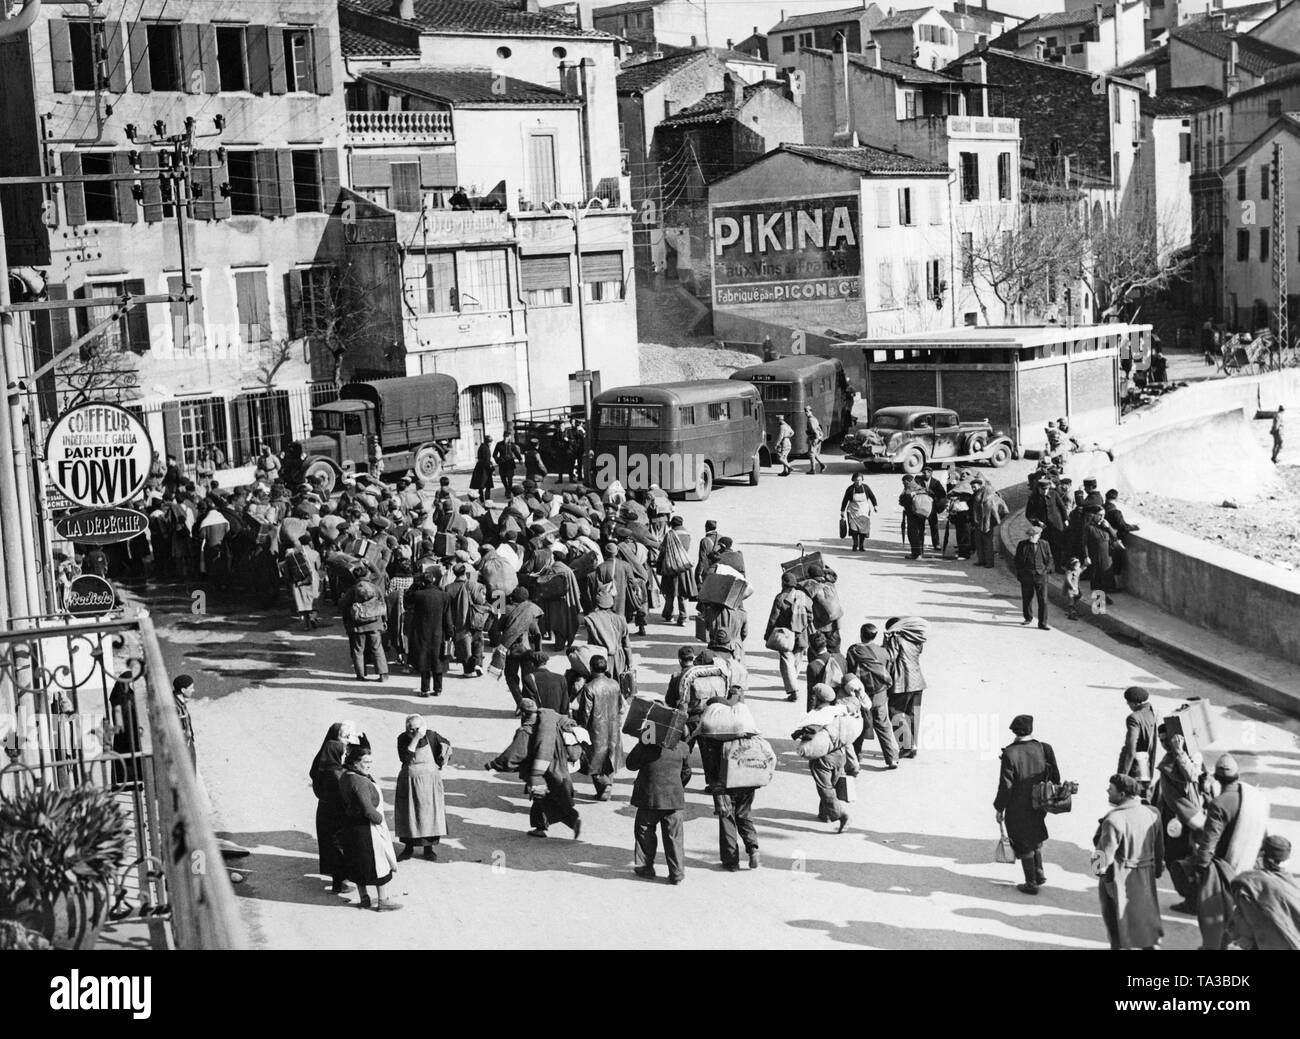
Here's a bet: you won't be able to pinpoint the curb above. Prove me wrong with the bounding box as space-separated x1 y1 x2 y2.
997 507 1300 720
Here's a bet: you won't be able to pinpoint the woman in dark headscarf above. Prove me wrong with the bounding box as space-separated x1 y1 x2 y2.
309 722 352 894
528 547 582 650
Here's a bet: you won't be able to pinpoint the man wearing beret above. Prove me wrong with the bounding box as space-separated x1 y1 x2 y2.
1226 835 1300 949
994 715 1059 894
1117 686 1159 791
1092 773 1164 949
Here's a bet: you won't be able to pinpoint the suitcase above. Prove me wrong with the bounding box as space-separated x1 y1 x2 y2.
618 669 638 700
622 694 686 748
720 736 776 789
699 573 746 608
1165 697 1215 758
433 532 457 558
835 774 856 804
781 545 824 583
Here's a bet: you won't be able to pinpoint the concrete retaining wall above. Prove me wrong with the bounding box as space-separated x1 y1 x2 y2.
1013 369 1300 667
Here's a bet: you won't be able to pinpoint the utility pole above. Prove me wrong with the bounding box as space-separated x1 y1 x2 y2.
1274 142 1288 363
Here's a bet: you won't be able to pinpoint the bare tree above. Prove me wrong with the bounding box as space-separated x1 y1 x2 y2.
1084 197 1195 322
254 337 294 394
961 192 1082 325
54 334 141 410
296 262 396 389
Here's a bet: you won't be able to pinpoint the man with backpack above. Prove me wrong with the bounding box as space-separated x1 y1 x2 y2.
765 571 813 701
801 563 843 652
899 476 929 560
340 576 389 683
805 631 846 711
845 623 899 768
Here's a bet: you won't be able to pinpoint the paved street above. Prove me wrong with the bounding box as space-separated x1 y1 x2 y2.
157 452 1300 950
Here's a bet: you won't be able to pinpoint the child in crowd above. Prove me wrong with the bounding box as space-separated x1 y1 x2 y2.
1063 557 1084 620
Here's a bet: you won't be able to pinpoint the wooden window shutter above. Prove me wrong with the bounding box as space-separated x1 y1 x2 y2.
246 25 270 94
276 149 297 216
580 251 622 283
180 23 202 94
61 152 86 226
129 21 151 92
33 284 70 421
161 401 183 458
520 255 572 291
876 186 892 227
123 278 150 353
112 151 138 224
139 152 164 222
286 270 304 339
104 22 128 93
928 183 943 225
50 20 74 93
319 148 341 211
256 150 280 218
390 161 421 211
268 27 287 95
191 151 214 220
312 28 333 95
419 150 457 186
200 23 219 94
352 155 392 187
209 150 232 220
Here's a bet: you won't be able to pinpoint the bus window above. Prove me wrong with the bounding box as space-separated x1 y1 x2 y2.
629 405 662 428
743 397 754 417
708 401 731 421
758 383 791 403
344 414 364 436
598 405 629 427
680 406 695 426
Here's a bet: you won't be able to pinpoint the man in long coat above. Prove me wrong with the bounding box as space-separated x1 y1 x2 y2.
884 616 927 758
585 543 633 617
1117 685 1159 788
405 575 451 697
486 702 582 840
970 476 1009 569
530 548 582 650
572 653 625 800
583 588 632 678
1092 773 1164 950
766 572 813 701
695 520 720 586
1153 728 1207 912
994 714 1059 894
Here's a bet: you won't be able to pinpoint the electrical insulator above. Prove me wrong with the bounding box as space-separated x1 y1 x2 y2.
129 150 140 167
154 120 166 137
131 184 144 201
125 124 137 142
219 182 232 198
214 114 225 131
216 147 226 163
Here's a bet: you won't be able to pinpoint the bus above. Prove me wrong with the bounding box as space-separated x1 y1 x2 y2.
729 355 847 461
589 381 764 500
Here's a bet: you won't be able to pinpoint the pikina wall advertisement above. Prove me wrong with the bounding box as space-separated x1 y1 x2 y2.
710 193 862 307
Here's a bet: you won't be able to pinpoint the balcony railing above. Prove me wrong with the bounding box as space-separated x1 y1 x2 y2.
347 109 453 144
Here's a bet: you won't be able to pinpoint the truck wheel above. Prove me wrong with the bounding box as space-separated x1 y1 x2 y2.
749 456 760 486
685 462 714 501
900 448 926 475
414 444 442 483
987 444 1012 468
305 460 338 494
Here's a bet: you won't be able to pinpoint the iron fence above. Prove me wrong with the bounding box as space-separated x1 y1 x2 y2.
0 611 243 949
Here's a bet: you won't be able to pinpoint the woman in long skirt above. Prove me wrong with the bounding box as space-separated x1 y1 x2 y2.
338 743 402 911
394 715 450 861
839 471 878 552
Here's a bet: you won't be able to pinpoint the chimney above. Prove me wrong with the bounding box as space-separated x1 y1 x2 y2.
665 96 679 119
832 37 854 144
1094 3 1103 27
1033 37 1045 61
1228 39 1238 75
863 39 882 69
524 0 540 11
727 38 734 49
690 34 698 47
392 0 414 18
725 71 743 107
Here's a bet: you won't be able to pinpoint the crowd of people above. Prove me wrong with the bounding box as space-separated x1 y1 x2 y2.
79 423 1297 948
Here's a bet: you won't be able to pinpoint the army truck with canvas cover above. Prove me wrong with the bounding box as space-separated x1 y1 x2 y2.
297 374 460 492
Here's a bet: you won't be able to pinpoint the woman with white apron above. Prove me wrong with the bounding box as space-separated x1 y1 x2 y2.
839 471 878 552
